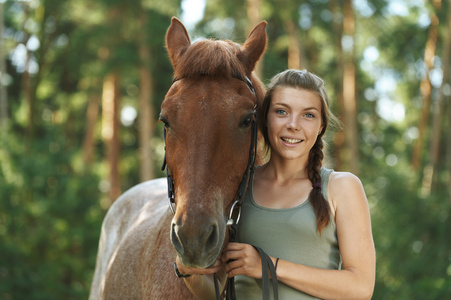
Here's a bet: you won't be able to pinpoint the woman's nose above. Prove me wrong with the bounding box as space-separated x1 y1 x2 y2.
286 116 301 130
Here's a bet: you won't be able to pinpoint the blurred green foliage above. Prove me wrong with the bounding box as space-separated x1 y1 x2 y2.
0 130 103 299
365 162 451 299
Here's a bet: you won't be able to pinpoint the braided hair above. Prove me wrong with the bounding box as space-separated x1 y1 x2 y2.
259 69 340 233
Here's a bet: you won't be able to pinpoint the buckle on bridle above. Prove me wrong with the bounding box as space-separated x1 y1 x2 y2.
227 200 242 226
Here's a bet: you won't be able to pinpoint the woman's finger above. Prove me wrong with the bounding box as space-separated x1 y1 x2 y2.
222 249 242 263
224 242 246 251
224 257 242 274
222 242 250 263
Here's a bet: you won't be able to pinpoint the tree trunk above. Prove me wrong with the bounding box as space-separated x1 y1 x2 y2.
444 0 451 201
138 12 155 181
0 2 7 132
448 90 451 201
22 3 34 143
330 0 345 170
246 0 263 77
83 94 100 166
284 20 303 70
412 8 440 170
421 0 448 197
138 64 154 182
24 51 34 141
22 1 50 144
102 73 121 203
341 0 359 174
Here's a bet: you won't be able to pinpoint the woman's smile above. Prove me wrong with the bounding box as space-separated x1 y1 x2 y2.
281 137 303 144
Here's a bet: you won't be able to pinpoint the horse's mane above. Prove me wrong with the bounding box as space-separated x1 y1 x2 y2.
173 39 247 80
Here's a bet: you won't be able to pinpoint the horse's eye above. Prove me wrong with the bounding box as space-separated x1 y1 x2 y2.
239 117 252 128
159 114 170 127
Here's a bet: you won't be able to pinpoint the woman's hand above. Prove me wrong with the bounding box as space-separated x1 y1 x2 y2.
222 242 269 279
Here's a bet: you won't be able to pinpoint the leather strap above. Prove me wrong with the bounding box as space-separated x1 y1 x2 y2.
214 273 221 300
252 246 279 300
219 243 278 300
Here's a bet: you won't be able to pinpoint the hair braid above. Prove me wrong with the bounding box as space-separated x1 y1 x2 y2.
307 135 331 233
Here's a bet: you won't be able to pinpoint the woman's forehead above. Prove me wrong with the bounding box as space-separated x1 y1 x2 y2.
272 87 322 108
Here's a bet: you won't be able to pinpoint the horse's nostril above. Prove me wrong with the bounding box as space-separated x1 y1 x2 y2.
205 224 219 249
171 222 184 255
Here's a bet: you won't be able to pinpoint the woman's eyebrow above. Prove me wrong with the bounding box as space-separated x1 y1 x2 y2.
272 102 289 107
271 103 320 112
303 106 320 111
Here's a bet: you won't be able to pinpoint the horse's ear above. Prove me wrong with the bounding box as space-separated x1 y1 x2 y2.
238 21 267 73
166 17 191 68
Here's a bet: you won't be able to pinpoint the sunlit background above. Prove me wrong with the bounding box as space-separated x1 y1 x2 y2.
1 0 450 299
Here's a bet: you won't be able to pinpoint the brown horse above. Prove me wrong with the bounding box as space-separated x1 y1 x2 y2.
89 18 267 299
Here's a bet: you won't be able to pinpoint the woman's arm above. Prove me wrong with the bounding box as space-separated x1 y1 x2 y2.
223 172 376 300
175 256 227 300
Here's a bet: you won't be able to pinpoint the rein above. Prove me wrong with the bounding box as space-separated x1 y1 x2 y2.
161 74 278 300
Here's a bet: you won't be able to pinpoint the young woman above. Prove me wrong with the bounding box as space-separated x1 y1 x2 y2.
221 69 376 299
176 69 375 300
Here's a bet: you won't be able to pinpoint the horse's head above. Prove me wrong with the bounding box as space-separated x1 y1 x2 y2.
160 18 266 268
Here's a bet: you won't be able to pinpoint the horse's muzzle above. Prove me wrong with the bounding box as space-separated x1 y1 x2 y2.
171 216 224 268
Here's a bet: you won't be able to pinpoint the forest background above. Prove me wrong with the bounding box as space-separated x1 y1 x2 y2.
1 0 450 299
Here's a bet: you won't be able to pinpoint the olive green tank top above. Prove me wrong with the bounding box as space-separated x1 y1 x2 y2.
235 167 341 299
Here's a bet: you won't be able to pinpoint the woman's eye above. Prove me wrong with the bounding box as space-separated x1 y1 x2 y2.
305 113 315 118
275 109 287 115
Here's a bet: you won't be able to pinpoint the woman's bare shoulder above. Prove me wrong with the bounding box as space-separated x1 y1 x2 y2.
329 170 363 189
327 171 367 209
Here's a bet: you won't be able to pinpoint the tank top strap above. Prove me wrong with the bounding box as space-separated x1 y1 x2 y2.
320 167 334 202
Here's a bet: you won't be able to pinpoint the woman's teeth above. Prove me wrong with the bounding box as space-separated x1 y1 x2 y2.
282 137 301 144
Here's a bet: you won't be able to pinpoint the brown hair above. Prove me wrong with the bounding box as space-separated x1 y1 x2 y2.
259 69 340 233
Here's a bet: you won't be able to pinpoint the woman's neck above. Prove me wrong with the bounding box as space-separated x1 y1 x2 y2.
260 155 309 183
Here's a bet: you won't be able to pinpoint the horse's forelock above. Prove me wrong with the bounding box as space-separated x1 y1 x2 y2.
174 39 247 80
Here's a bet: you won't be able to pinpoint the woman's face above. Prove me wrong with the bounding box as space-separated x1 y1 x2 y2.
266 87 323 162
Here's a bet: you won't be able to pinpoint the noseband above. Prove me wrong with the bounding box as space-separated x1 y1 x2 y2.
161 74 258 226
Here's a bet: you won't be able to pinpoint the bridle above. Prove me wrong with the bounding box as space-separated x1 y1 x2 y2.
161 74 278 300
161 74 258 225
